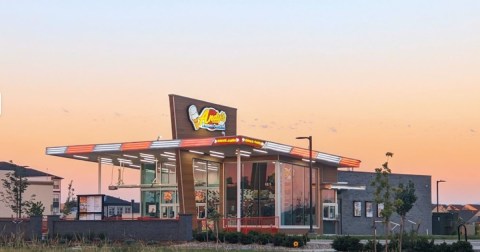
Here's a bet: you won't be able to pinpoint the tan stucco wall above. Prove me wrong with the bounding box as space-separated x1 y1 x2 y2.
0 171 54 218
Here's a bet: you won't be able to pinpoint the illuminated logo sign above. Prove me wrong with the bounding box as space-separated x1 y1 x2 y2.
188 105 227 131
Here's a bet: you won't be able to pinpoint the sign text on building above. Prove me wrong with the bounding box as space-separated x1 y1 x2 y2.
188 105 227 131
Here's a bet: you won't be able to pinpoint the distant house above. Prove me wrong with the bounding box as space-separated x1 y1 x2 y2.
103 195 140 218
466 211 480 224
432 204 448 213
457 210 477 223
446 204 463 212
463 204 480 212
0 161 63 217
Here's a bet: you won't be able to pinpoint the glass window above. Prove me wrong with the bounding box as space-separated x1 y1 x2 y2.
161 162 177 184
193 161 207 186
224 163 237 218
323 203 337 220
141 190 159 217
195 190 206 203
207 189 220 218
108 207 115 217
281 163 293 225
292 164 305 225
280 162 316 226
141 163 156 184
241 162 276 218
161 190 177 204
125 206 131 214
193 159 220 219
224 161 276 219
162 206 176 218
207 162 220 186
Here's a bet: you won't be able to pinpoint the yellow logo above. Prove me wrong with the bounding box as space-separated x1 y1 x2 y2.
188 105 227 131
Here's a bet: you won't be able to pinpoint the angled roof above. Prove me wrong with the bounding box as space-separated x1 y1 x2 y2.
0 161 63 179
465 211 480 224
464 204 480 211
447 204 464 211
458 210 477 223
45 135 361 169
104 195 132 205
431 204 448 212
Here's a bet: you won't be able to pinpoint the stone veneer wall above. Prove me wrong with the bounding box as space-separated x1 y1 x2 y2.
337 171 431 235
49 214 192 241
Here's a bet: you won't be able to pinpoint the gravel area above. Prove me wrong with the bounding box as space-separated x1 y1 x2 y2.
170 241 333 251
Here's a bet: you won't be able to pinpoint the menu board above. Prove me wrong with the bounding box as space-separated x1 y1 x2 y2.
77 194 105 221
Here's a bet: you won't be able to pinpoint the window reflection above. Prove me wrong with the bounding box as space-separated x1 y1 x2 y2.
280 163 316 226
193 159 220 219
224 161 276 219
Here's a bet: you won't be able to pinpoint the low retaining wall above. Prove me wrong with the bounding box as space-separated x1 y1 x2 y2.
0 216 42 240
49 214 192 241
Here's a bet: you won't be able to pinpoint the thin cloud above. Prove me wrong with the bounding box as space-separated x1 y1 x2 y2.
470 129 477 133
329 127 337 133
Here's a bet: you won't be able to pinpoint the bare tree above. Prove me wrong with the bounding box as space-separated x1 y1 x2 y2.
0 168 35 218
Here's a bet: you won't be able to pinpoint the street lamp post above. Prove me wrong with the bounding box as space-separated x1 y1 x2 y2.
436 180 446 213
296 136 314 233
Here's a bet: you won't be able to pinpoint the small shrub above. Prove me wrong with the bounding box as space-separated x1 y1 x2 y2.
451 241 473 252
62 233 74 241
216 231 225 242
98 233 106 241
257 233 273 245
331 236 363 252
303 232 311 243
364 240 384 252
86 231 95 241
146 240 158 245
123 238 135 246
247 230 260 243
283 235 305 248
194 231 210 242
240 233 254 244
273 233 287 246
412 236 434 252
224 232 241 244
433 242 451 252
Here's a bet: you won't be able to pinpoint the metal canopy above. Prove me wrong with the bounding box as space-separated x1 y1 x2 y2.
46 135 361 169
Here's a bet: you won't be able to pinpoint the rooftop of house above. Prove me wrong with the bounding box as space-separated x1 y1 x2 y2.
0 161 63 179
104 195 140 212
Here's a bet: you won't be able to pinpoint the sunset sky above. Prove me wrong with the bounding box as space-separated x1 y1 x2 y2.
1 1 479 204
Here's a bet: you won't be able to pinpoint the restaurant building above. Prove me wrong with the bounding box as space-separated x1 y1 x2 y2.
46 95 361 234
